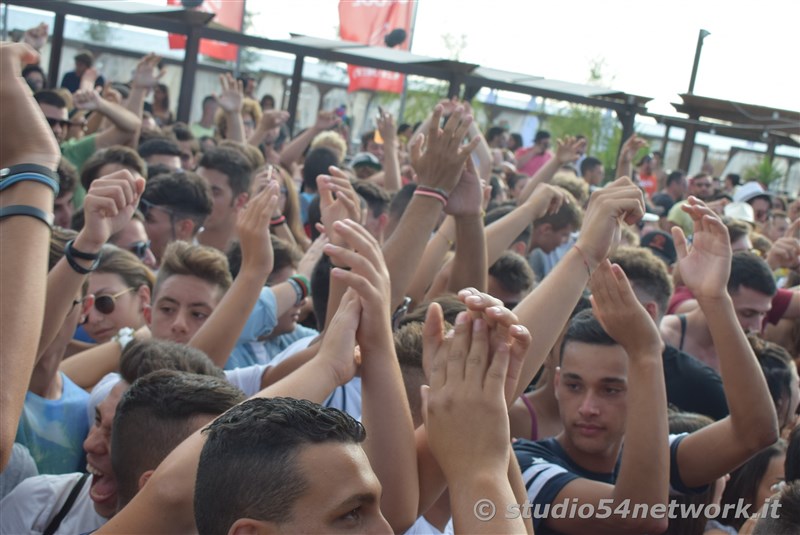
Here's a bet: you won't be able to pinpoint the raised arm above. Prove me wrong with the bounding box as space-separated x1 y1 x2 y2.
671 198 779 488
279 110 340 169
248 109 289 148
422 306 526 535
0 41 61 468
325 219 419 532
125 53 164 143
517 135 586 203
447 157 487 293
543 260 669 535
214 73 245 142
485 183 567 265
376 108 402 192
615 134 647 179
97 287 362 534
188 182 278 366
38 170 144 356
383 104 479 309
406 216 455 307
73 88 142 149
510 178 646 400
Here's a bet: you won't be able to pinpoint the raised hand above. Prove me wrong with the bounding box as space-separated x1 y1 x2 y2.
0 42 60 170
523 183 569 220
671 196 732 301
260 109 289 131
79 169 146 250
590 260 663 357
445 156 483 216
410 104 480 194
323 219 392 354
314 288 362 386
574 177 645 271
316 167 361 246
73 88 102 111
214 73 243 114
422 307 512 478
376 108 397 144
22 23 49 51
236 180 280 278
314 110 340 131
130 53 164 90
101 82 122 105
618 134 648 165
555 135 587 164
455 287 532 406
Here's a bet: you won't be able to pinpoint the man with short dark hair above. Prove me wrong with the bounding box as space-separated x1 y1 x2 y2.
196 146 254 252
170 122 200 170
661 251 778 371
60 50 104 93
191 95 218 139
137 136 182 171
140 171 213 266
352 180 391 242
651 170 687 216
488 250 535 309
515 201 777 534
194 397 389 535
485 125 508 149
112 370 245 510
579 156 604 188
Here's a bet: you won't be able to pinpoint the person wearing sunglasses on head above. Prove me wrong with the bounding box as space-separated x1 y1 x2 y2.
107 211 157 269
83 246 155 344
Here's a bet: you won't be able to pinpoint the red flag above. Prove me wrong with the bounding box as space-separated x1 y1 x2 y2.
167 0 245 62
339 0 413 93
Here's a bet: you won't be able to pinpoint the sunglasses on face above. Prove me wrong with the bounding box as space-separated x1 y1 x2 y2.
93 287 135 315
46 117 72 129
127 240 151 260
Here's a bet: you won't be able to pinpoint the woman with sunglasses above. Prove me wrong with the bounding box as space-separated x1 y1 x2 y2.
83 246 155 344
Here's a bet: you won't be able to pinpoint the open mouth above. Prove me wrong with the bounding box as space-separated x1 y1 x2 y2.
87 462 117 504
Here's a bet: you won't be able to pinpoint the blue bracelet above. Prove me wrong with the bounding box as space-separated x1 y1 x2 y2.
0 171 60 196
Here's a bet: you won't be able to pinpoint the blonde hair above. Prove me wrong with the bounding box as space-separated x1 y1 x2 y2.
214 98 262 140
552 172 589 206
310 131 347 164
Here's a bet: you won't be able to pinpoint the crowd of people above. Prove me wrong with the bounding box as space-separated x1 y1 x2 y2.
0 23 799 535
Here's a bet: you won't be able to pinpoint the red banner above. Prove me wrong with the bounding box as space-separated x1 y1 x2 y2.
167 0 245 62
339 0 413 93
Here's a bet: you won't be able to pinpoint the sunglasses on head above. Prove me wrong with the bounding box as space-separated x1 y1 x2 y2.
93 287 135 315
127 240 151 260
46 117 72 129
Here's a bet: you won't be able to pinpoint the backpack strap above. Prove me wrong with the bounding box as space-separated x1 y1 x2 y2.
43 473 90 535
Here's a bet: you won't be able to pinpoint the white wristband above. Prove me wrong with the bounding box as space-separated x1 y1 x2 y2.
113 327 136 351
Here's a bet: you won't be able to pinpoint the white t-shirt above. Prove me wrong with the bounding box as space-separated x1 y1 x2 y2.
0 472 105 534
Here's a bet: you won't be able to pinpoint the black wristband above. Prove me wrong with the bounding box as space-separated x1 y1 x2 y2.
65 239 101 274
0 204 54 229
66 239 101 261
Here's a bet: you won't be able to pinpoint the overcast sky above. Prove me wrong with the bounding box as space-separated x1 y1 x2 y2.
249 0 800 116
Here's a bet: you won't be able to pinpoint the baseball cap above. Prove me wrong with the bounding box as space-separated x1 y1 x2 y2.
641 230 677 266
724 202 755 224
350 152 382 170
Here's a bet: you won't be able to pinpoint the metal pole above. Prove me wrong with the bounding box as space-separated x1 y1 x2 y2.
286 54 305 137
47 13 65 89
177 27 200 123
397 1 419 123
688 29 710 94
2 3 9 42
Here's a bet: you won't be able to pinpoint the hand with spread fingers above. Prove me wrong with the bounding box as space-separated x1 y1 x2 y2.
214 73 244 114
130 53 165 90
671 196 732 301
555 135 587 165
410 104 481 194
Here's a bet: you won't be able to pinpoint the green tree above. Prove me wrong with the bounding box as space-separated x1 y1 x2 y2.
744 157 783 187
84 21 111 43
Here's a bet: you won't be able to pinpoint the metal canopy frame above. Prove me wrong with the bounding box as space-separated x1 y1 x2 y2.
5 0 650 141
